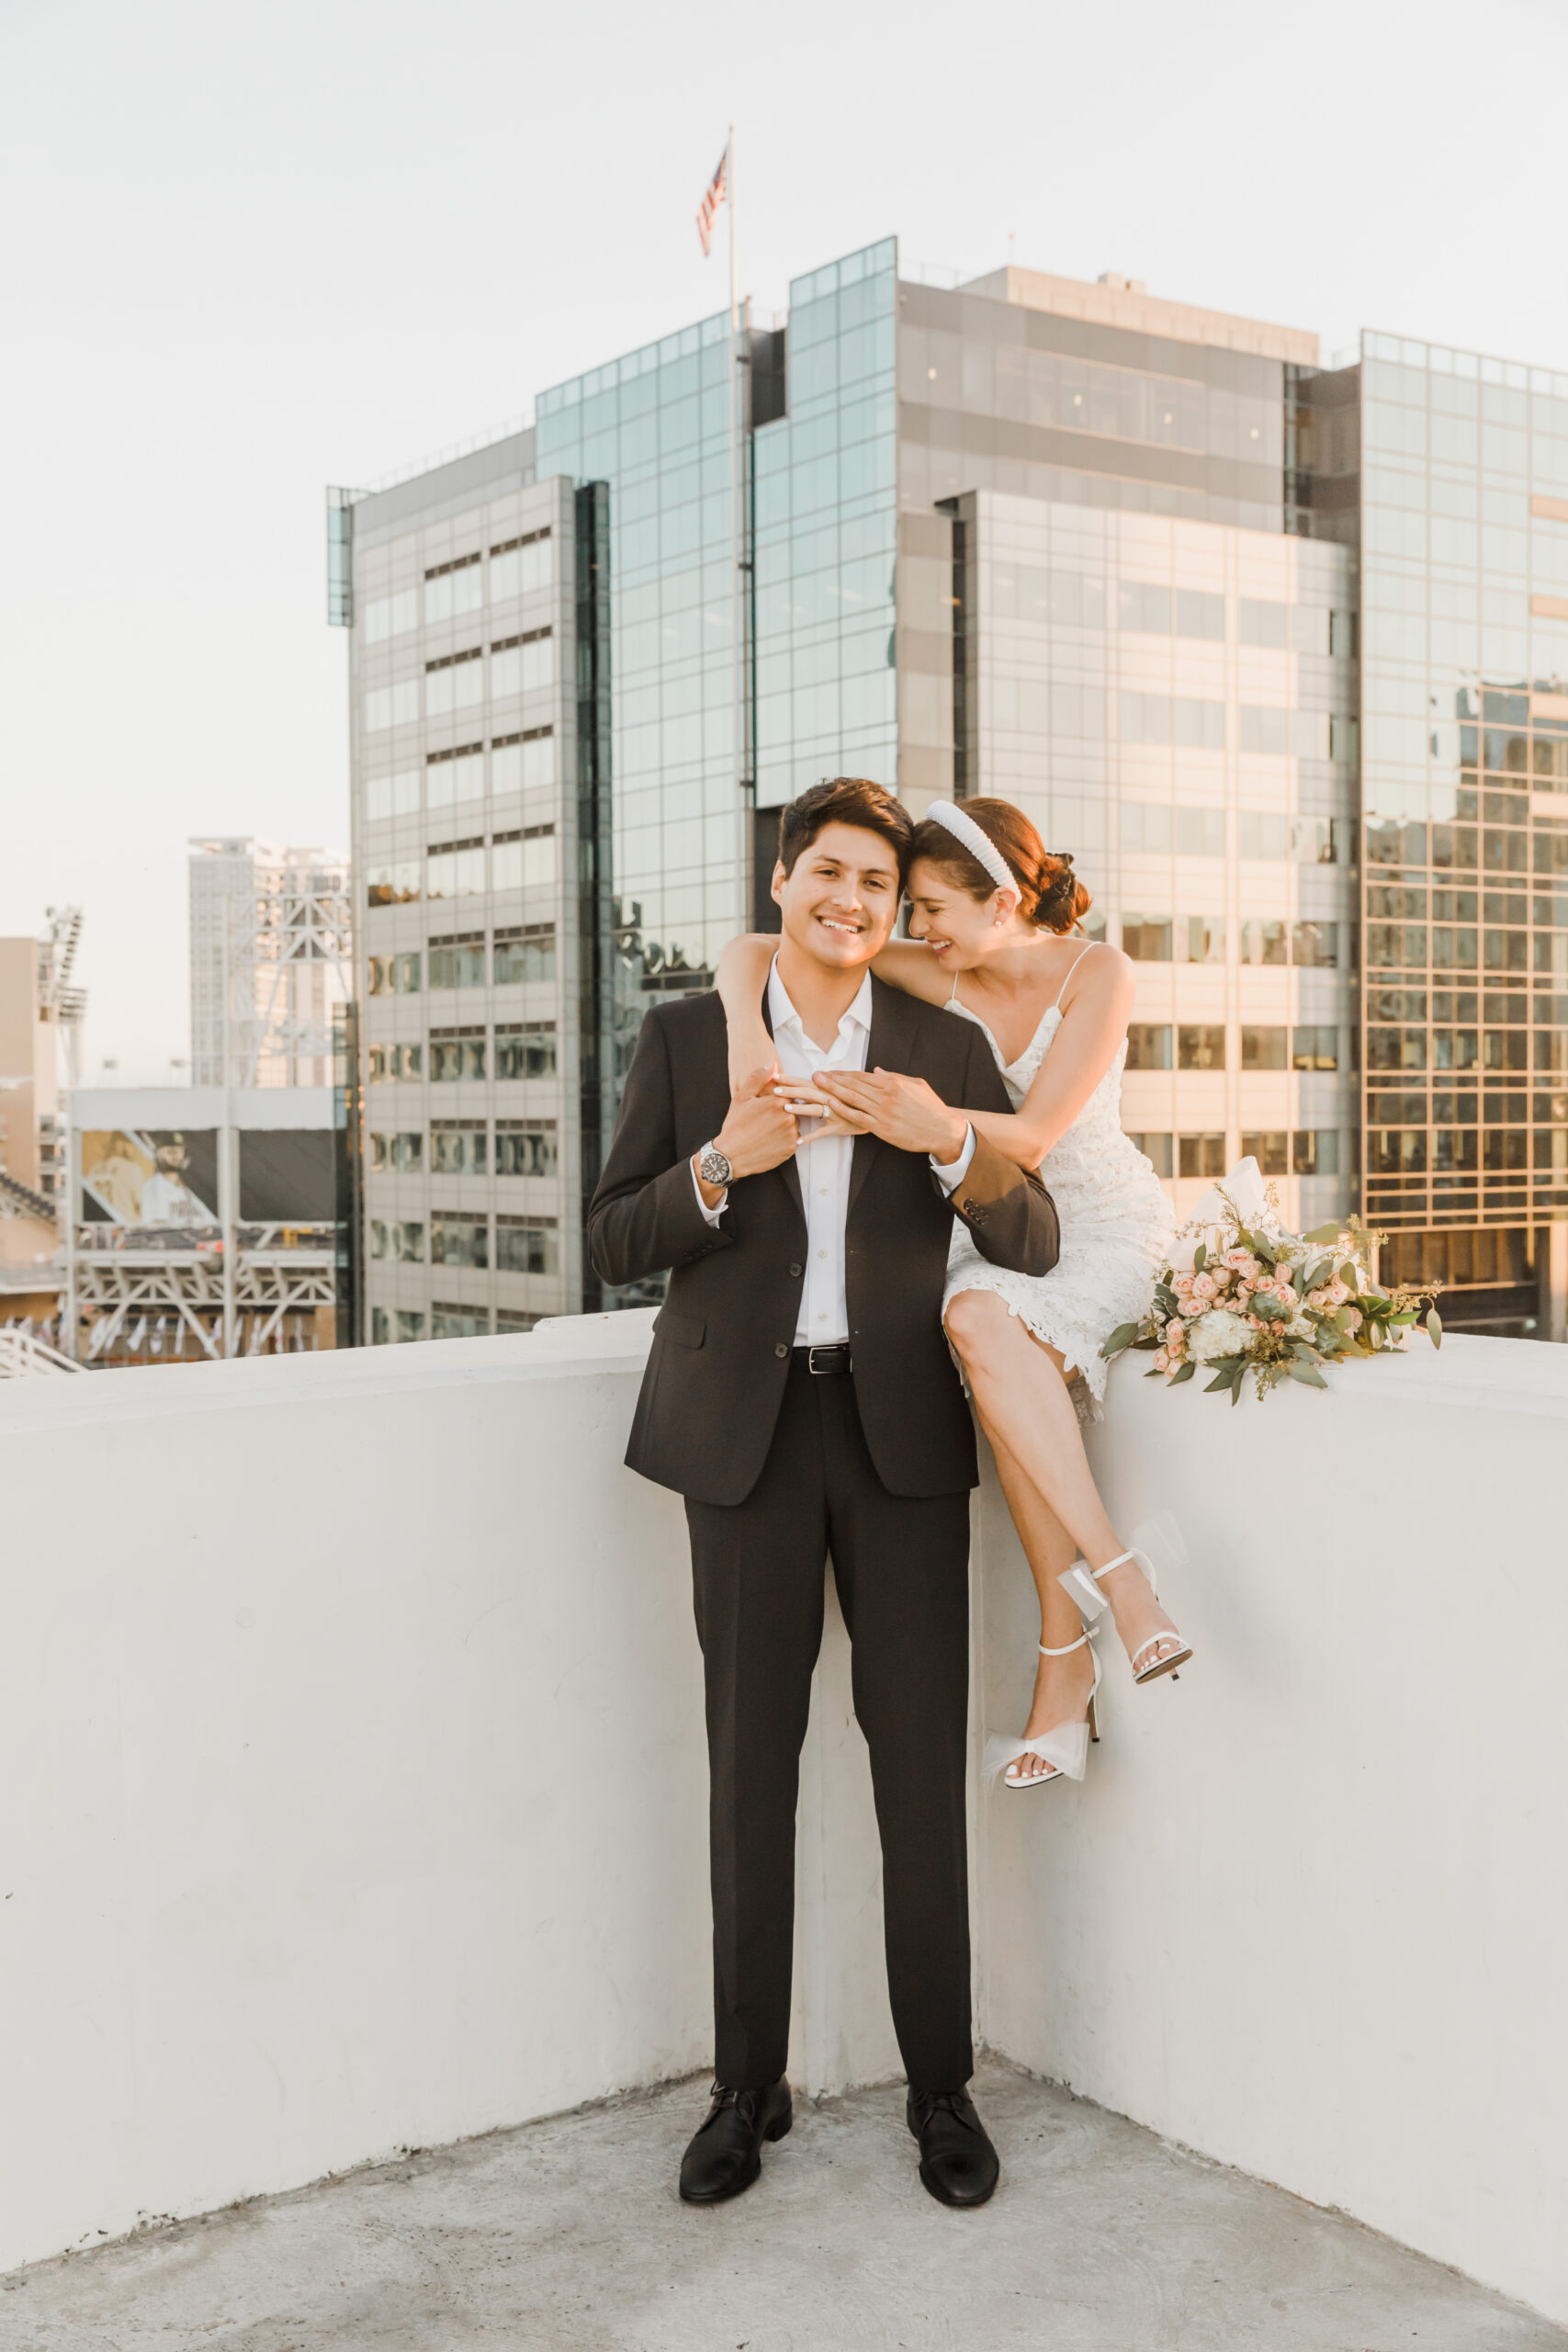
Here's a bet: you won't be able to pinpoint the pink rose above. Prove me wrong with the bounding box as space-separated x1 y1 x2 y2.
1153 1348 1170 1371
1190 1272 1219 1302
1166 1318 1185 1343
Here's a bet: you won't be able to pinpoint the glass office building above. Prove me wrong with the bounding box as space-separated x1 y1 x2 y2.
332 247 1568 1340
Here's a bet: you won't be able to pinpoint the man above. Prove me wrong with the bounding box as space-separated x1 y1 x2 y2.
587 778 1059 2209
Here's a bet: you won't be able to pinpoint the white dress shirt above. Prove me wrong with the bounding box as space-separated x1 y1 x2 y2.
695 961 976 1347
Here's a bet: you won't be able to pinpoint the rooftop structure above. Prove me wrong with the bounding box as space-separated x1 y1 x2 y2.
1 1313 1563 2329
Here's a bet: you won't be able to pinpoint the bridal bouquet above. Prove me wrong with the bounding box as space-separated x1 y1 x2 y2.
1102 1158 1442 1405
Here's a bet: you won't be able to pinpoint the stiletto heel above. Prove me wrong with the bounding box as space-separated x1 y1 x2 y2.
983 1626 1102 1792
1056 1513 1194 1685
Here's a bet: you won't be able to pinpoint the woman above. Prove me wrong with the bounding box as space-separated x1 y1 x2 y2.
716 796 1189 1789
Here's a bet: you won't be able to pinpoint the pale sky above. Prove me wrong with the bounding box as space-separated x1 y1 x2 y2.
2 0 1563 1083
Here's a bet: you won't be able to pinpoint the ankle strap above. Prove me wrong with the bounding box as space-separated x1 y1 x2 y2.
1038 1628 1095 1657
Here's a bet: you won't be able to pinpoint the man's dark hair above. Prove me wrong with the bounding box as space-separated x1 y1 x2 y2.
774 777 914 880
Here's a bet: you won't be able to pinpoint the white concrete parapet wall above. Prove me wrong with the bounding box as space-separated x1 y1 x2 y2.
0 1320 1563 2324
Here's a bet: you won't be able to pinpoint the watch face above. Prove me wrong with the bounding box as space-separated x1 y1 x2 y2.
699 1147 731 1185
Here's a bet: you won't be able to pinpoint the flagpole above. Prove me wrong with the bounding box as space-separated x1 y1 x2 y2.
727 124 748 932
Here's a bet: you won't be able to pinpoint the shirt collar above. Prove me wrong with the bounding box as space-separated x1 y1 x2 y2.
769 959 874 1041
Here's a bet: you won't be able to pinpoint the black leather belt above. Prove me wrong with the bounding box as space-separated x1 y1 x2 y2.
800 1343 852 1375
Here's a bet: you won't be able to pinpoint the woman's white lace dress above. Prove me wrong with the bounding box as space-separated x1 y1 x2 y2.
942 972 1175 1412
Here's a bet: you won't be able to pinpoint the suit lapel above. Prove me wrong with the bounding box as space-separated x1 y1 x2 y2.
849 977 920 1216
760 982 806 1224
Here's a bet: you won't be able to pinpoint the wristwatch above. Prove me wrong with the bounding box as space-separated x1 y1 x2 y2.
696 1140 733 1188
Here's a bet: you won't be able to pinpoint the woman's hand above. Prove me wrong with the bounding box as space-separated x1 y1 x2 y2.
728 1028 778 1100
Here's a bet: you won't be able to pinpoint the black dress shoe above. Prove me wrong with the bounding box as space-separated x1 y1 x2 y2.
907 2087 999 2207
679 2078 793 2204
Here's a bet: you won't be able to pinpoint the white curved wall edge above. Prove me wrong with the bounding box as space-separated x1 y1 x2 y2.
0 1323 1562 2326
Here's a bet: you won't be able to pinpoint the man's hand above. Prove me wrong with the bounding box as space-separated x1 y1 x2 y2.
695 1068 802 1205
813 1069 970 1161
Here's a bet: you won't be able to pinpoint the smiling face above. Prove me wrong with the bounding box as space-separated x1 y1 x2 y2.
906 855 1017 971
773 820 902 972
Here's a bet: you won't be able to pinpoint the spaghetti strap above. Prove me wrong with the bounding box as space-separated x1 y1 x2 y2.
1052 939 1099 1011
947 971 962 1006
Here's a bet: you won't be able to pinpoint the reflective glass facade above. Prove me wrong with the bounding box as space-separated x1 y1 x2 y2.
1339 334 1568 1331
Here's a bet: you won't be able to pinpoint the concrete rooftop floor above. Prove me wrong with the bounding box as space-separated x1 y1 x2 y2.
0 2064 1562 2352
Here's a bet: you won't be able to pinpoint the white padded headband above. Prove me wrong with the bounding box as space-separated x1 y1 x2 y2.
924 800 1019 902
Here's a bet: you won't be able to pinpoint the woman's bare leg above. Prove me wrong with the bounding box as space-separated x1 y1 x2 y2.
944 1290 1183 1710
986 1432 1095 1781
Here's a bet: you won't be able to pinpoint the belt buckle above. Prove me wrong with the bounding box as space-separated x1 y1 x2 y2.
807 1343 848 1374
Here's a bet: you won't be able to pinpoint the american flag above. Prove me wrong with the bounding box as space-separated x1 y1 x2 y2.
695 145 728 257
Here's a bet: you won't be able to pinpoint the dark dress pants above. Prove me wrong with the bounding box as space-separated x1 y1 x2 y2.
685 1351 974 2094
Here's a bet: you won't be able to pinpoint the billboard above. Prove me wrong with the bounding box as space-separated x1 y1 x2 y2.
80 1128 336 1227
81 1130 218 1227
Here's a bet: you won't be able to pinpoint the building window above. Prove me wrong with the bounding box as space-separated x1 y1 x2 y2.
427 743 485 808
1292 1024 1338 1070
427 839 486 899
1292 818 1348 865
1127 1132 1173 1177
1292 1131 1340 1175
495 1022 557 1080
1238 597 1289 649
425 647 484 716
433 1304 491 1339
1179 1133 1226 1178
1179 1025 1225 1070
1124 1023 1171 1070
430 1120 487 1174
496 1215 558 1273
396 1310 426 1343
494 923 556 984
432 1216 488 1269
369 1217 424 1261
1120 806 1224 857
365 682 419 733
430 1027 486 1081
1241 919 1288 967
1117 582 1224 641
371 1306 389 1346
1241 1025 1287 1070
495 1121 558 1177
363 588 418 644
1122 915 1172 961
1240 1130 1289 1175
1292 921 1339 968
490 628 555 699
489 529 553 602
491 726 557 793
492 824 557 892
367 1042 423 1082
367 768 420 820
423 552 482 625
497 1307 542 1332
1238 707 1290 756
1120 694 1225 749
368 1131 423 1172
368 953 422 996
427 933 486 989
367 860 420 909
1183 916 1226 966
1238 812 1289 860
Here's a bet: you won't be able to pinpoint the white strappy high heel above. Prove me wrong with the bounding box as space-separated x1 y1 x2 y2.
1057 1513 1193 1684
983 1625 1101 1791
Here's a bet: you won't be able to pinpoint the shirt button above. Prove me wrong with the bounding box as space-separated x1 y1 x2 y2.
818 1249 828 1260
773 1342 789 1359
819 1186 829 1196
817 1311 828 1321
788 1262 804 1278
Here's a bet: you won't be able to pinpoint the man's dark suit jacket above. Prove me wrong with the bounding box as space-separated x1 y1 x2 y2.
586 977 1060 1509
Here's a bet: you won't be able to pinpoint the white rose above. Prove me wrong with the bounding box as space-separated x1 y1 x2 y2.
1187 1308 1254 1363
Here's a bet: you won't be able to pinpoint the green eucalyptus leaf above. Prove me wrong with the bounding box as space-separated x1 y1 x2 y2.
1303 1221 1344 1245
1427 1306 1443 1350
1101 1323 1139 1358
1193 1241 1208 1274
1169 1360 1196 1385
1288 1360 1329 1388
